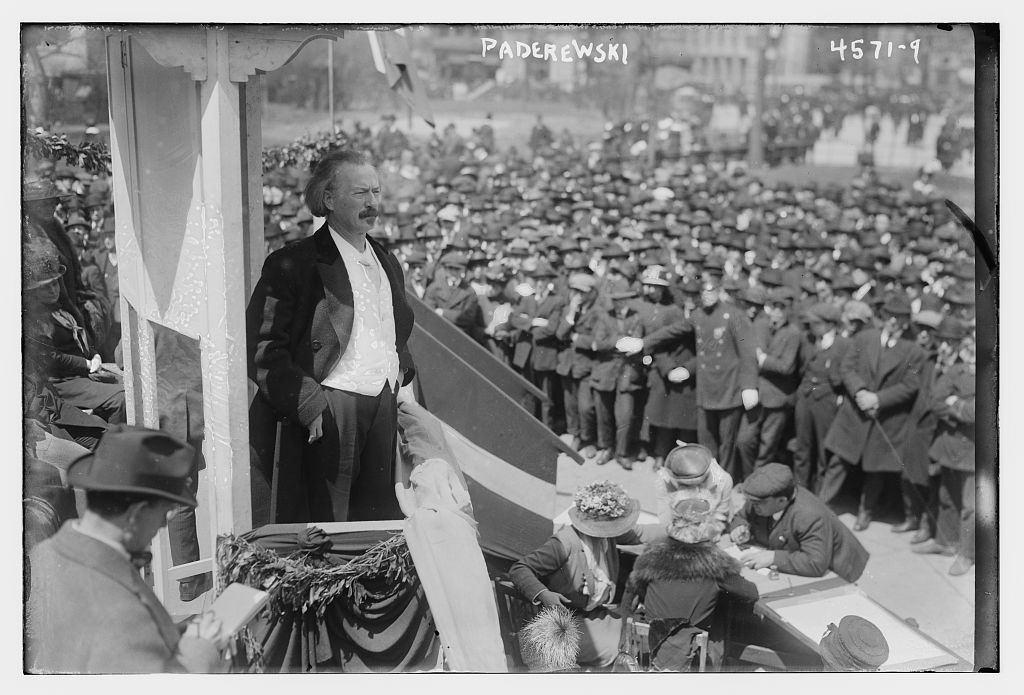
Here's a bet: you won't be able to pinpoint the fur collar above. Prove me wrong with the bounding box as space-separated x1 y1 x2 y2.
629 538 741 587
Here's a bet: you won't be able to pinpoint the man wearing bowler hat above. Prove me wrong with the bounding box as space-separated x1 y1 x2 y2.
822 291 926 531
26 426 229 673
729 463 869 583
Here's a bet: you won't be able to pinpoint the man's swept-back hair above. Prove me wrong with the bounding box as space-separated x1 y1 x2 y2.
303 148 373 217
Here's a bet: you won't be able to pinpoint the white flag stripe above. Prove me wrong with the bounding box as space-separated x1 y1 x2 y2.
366 30 387 74
441 422 557 520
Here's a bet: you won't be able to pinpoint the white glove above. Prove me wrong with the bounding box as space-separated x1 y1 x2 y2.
514 282 534 297
531 317 549 328
667 367 690 383
616 336 644 355
741 389 759 411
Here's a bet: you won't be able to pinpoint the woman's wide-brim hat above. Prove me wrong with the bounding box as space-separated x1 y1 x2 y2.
568 492 640 538
68 425 198 507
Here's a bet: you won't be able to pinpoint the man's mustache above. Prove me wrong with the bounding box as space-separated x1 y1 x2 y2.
359 208 378 219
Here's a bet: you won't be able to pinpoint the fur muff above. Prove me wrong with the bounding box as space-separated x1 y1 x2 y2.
627 538 741 597
519 605 582 671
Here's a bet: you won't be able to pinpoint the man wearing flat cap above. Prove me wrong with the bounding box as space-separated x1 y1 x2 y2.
27 426 229 673
729 463 869 583
822 291 926 531
738 286 803 477
556 273 612 460
425 251 487 343
514 260 568 433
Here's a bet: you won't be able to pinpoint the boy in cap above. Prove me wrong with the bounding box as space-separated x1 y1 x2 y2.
27 426 229 673
557 273 612 460
424 251 487 344
729 462 869 583
737 286 803 478
916 318 976 576
793 302 851 492
639 267 696 464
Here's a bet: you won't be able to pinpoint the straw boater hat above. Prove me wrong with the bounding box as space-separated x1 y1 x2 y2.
819 615 890 671
568 481 639 538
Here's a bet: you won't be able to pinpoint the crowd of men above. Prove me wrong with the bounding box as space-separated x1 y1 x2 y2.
23 97 977 582
259 111 977 577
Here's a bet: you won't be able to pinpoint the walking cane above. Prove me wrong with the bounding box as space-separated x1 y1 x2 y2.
269 420 283 523
870 413 938 531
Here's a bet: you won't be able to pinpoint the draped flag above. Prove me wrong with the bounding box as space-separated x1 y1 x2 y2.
367 29 435 128
405 294 583 560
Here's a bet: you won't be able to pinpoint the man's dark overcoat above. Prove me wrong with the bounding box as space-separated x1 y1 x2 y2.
824 328 925 474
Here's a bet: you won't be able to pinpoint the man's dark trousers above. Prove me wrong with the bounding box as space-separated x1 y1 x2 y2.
697 406 743 482
305 384 401 522
737 404 791 480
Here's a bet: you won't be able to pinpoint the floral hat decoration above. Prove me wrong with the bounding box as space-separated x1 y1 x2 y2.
568 481 640 538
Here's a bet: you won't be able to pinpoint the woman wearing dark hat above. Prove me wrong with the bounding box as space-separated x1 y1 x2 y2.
623 498 758 670
655 444 734 541
23 234 127 425
27 426 229 673
510 481 657 669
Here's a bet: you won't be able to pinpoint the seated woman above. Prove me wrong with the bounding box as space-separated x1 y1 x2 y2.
510 481 661 670
624 498 759 671
24 234 126 425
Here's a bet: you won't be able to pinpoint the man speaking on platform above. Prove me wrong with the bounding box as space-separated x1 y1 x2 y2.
247 149 415 523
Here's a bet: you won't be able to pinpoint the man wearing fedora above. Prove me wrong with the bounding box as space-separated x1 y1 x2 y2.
822 291 926 531
246 148 416 524
730 463 869 583
26 426 229 673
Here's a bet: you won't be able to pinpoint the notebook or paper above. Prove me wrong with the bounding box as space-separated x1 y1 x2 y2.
207 583 272 636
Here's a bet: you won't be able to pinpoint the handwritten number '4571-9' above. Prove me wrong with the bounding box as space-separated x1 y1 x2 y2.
830 38 919 64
